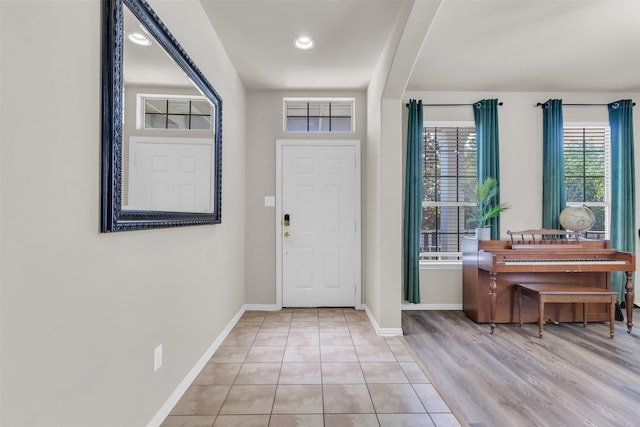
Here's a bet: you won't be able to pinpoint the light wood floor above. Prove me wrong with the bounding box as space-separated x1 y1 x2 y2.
401 309 640 427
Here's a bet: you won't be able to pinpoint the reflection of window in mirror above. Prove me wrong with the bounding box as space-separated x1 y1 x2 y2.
139 95 213 130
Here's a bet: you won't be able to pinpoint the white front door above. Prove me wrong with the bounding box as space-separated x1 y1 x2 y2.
277 140 361 307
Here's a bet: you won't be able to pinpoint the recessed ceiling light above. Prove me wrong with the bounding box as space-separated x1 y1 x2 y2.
293 35 314 50
128 32 151 46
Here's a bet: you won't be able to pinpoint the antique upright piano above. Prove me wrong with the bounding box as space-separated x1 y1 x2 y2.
462 230 635 333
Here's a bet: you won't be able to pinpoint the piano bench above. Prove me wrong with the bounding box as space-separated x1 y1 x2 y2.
516 284 617 339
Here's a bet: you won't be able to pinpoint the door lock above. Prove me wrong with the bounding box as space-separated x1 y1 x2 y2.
284 213 291 227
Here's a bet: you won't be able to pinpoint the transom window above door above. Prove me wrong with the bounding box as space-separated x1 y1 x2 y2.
139 94 213 131
283 98 354 132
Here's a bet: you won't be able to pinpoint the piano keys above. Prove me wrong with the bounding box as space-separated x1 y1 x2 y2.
500 259 627 265
462 234 635 334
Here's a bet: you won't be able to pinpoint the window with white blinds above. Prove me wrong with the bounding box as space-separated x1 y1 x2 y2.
284 98 354 132
421 125 477 261
563 126 610 238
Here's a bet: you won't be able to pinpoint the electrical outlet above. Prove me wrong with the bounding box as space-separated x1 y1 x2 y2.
154 344 163 372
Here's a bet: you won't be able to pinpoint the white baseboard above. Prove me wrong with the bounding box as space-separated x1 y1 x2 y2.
401 303 462 310
243 303 281 311
362 304 403 336
146 307 246 427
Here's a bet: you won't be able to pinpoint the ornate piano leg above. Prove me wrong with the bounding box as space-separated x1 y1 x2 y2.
489 272 497 334
624 271 634 333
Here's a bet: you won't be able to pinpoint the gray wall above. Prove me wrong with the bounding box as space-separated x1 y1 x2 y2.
245 90 367 305
363 0 441 330
0 1 246 426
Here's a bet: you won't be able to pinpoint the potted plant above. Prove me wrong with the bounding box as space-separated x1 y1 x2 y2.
474 177 509 240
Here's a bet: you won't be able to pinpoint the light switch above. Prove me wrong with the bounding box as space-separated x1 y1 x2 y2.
264 196 275 207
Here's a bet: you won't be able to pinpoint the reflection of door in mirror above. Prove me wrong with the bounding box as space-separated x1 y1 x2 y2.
122 4 215 213
127 136 214 212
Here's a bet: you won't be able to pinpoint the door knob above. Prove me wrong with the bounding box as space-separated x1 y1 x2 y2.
284 231 291 238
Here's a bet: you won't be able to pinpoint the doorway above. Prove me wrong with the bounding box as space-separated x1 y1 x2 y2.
276 140 361 308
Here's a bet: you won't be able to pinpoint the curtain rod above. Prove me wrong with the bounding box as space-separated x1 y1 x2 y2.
405 102 503 107
536 102 636 107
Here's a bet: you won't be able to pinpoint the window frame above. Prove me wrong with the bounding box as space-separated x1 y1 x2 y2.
420 121 477 266
563 122 611 239
136 93 214 131
283 97 355 133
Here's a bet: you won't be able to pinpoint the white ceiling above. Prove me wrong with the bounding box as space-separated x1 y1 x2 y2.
124 5 195 87
200 0 405 90
200 0 640 93
410 0 640 92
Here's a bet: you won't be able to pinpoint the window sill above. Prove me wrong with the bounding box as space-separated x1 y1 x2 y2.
420 261 462 271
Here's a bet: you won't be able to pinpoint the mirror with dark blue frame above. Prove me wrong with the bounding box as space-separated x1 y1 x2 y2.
101 0 222 232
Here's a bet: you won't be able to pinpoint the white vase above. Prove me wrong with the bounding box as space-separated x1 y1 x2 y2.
475 227 491 240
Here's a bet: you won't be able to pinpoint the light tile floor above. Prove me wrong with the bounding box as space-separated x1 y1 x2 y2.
161 308 461 427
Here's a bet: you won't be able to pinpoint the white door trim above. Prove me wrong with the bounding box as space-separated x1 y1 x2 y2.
275 139 361 309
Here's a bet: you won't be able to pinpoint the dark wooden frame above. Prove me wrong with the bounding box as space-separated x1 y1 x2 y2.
101 0 222 232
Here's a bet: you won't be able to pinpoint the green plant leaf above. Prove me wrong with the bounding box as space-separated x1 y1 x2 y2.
475 178 509 228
